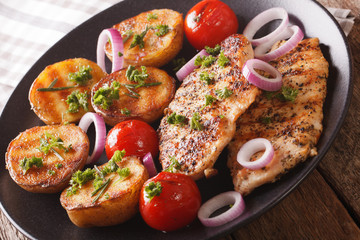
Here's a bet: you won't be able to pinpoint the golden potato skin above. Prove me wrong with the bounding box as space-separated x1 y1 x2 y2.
105 9 184 68
29 58 107 125
5 124 90 193
60 156 149 227
91 66 176 126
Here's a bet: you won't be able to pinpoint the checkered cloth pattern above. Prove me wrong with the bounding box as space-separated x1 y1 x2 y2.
0 0 355 114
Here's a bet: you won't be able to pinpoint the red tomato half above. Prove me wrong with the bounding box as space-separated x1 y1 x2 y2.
184 0 239 50
105 120 159 160
139 172 202 232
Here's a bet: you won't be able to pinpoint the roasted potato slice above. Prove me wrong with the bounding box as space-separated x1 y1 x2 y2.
60 156 148 227
29 58 107 125
5 124 89 193
105 9 183 68
91 66 176 126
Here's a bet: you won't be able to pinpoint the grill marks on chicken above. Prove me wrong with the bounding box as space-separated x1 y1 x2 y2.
227 38 329 195
158 34 261 180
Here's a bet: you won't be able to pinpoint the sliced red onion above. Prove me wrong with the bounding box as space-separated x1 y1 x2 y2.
198 191 245 227
78 112 106 165
254 25 304 62
142 152 158 178
237 138 274 170
242 59 282 91
176 49 209 81
243 7 289 46
97 28 124 73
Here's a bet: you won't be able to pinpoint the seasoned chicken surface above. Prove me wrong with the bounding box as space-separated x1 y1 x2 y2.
158 34 261 180
227 38 329 195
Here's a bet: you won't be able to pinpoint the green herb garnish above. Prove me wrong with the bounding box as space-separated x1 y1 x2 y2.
216 87 233 99
117 167 130 180
190 112 203 130
55 163 63 169
68 66 92 85
36 78 76 92
145 181 162 201
201 94 217 110
91 178 111 203
164 156 181 173
172 57 186 72
264 86 299 102
93 81 121 110
217 51 230 68
19 156 43 174
67 168 96 196
122 30 134 43
167 112 186 125
194 55 217 68
147 13 158 21
121 107 131 116
260 116 272 124
66 90 88 113
199 71 214 85
130 26 150 49
126 65 149 83
38 132 72 161
154 24 169 36
48 170 55 176
205 44 221 56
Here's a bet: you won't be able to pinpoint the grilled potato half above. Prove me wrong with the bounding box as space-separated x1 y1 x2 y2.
5 124 90 193
60 156 148 227
105 9 183 68
29 58 107 125
91 66 176 126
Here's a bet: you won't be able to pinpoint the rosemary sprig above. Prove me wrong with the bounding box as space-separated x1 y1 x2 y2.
37 78 76 92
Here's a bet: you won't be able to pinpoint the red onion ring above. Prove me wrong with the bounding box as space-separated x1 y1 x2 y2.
198 191 245 227
237 138 274 170
242 59 282 91
254 25 304 62
176 49 209 81
97 28 124 73
142 152 158 178
78 112 106 165
243 7 289 46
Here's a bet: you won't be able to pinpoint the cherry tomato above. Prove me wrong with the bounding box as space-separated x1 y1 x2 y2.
105 120 159 160
184 0 239 50
139 172 202 232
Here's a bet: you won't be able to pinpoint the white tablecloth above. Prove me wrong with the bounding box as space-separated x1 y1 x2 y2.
0 0 354 115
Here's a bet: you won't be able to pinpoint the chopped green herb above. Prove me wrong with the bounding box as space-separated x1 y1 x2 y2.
92 178 111 203
216 87 233 99
126 65 149 84
36 78 76 92
93 81 121 110
172 57 186 72
264 86 299 102
111 150 126 163
145 181 162 201
38 132 72 161
19 156 43 174
117 167 130 180
68 66 92 85
219 115 225 119
190 112 203 130
66 90 88 113
164 156 181 173
105 193 110 199
55 163 63 169
260 116 272 124
194 55 217 68
101 149 126 176
118 51 123 57
67 168 96 196
147 13 158 21
201 94 217 110
167 112 186 125
154 24 169 36
48 170 55 176
130 26 150 49
217 51 230 68
205 44 221 56
199 71 214 85
121 107 131 116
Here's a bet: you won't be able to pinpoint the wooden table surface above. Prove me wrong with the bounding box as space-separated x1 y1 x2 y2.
1 0 359 239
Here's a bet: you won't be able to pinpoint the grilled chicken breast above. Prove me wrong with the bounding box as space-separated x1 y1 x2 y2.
158 34 261 180
227 38 329 195
5 124 90 193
